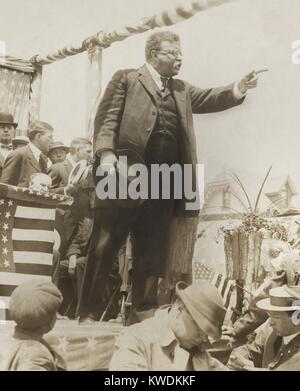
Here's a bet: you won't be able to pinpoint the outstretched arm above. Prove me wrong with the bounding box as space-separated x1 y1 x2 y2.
189 69 262 114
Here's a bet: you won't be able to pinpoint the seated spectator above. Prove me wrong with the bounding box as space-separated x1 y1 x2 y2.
227 285 300 370
57 216 93 317
222 250 300 340
0 280 66 371
109 280 228 371
48 141 69 165
56 215 122 322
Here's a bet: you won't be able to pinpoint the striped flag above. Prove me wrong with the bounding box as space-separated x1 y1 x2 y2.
193 262 235 308
0 183 73 321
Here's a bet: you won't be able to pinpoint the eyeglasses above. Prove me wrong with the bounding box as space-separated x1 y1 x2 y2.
157 50 182 59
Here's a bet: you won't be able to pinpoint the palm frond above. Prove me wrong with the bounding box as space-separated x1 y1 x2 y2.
254 166 272 213
229 172 253 213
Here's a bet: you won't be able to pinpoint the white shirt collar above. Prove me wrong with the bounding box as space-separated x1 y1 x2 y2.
28 142 42 162
146 63 169 90
0 147 11 159
67 154 77 167
283 331 300 345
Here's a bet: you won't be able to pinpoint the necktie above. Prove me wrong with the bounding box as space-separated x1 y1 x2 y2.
160 76 168 92
39 153 48 173
274 336 283 355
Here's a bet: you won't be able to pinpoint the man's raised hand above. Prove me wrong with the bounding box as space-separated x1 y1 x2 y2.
238 69 268 94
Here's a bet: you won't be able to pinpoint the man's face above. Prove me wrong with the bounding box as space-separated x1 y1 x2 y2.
75 144 92 163
0 124 14 144
268 311 300 336
171 303 208 350
36 131 54 154
153 40 182 77
48 148 67 164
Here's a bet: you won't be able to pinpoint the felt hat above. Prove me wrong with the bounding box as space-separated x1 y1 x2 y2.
176 280 226 340
48 141 69 154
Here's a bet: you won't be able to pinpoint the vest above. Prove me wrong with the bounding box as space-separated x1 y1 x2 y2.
145 81 181 165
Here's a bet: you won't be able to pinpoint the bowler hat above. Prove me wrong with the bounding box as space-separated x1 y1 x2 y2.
257 285 300 312
48 141 69 154
10 279 63 331
176 280 226 340
0 112 18 128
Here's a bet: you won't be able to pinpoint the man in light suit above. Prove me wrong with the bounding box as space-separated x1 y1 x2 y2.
1 121 53 187
227 285 300 371
77 31 260 324
0 112 17 177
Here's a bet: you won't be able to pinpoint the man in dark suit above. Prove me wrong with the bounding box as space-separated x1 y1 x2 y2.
1 121 53 187
77 31 260 324
0 112 17 177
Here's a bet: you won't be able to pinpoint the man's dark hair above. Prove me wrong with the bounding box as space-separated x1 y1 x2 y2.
145 31 180 62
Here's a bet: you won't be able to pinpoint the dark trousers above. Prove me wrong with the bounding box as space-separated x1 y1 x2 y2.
52 255 86 317
76 199 175 321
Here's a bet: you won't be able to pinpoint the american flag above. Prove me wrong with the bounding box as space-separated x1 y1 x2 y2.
0 183 73 321
193 262 235 308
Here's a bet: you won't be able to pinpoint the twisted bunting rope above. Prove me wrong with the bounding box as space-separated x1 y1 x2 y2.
30 0 236 66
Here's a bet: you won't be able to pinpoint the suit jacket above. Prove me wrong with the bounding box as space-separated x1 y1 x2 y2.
1 145 43 187
0 327 66 371
47 159 75 250
233 271 287 338
228 322 300 371
93 65 245 216
109 307 227 371
0 151 5 178
48 159 93 248
48 159 73 194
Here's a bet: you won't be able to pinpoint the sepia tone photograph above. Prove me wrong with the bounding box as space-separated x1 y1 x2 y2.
0 0 300 374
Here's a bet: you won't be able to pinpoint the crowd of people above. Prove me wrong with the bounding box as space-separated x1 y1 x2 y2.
1 30 300 371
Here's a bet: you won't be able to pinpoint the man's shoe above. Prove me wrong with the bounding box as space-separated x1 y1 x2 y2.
56 314 69 320
78 316 96 325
